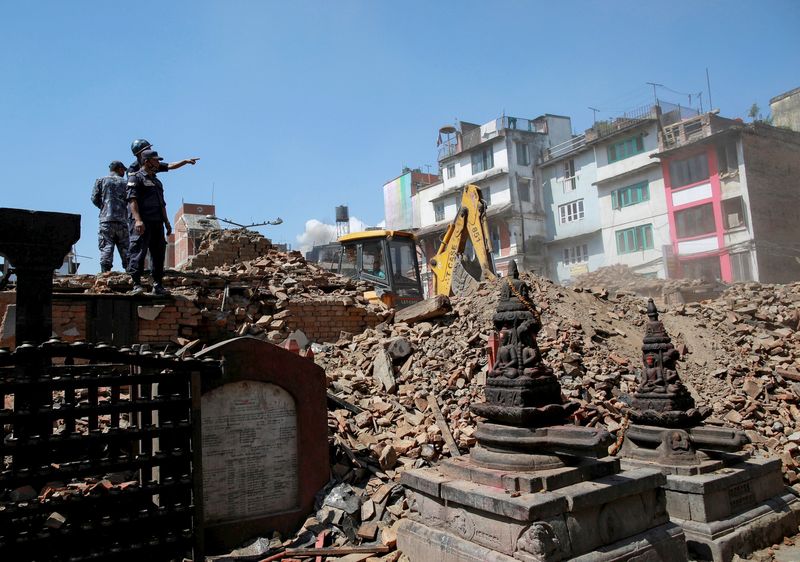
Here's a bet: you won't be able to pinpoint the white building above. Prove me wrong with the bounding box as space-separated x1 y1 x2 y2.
412 114 572 282
537 103 696 282
539 136 603 283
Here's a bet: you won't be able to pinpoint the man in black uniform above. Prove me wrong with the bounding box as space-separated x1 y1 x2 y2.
126 149 188 295
91 160 130 272
127 138 199 175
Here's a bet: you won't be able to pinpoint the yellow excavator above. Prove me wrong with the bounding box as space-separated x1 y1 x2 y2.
337 184 495 307
337 230 425 309
429 183 496 296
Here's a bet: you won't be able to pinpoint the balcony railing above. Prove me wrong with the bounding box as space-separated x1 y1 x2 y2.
438 139 458 161
543 134 587 161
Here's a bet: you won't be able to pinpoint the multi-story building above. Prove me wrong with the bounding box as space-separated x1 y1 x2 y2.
166 203 220 269
593 109 672 279
539 104 695 282
412 114 572 280
539 132 602 283
654 112 800 283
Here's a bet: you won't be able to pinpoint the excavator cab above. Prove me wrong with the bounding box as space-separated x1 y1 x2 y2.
338 230 424 309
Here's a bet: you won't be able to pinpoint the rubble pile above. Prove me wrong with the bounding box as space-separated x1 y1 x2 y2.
180 229 273 271
571 263 724 303
571 263 663 293
49 245 389 345
34 242 800 557
312 274 800 549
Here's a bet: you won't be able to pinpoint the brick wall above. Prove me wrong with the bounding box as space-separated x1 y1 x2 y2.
136 297 204 344
2 290 385 349
287 297 384 342
53 301 88 343
742 125 800 283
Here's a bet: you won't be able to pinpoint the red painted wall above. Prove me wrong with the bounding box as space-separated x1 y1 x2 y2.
662 146 732 282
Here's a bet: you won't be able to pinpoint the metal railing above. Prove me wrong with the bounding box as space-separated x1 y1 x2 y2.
0 339 219 561
544 134 587 161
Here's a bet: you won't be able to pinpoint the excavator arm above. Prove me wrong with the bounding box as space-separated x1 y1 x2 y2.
429 184 496 296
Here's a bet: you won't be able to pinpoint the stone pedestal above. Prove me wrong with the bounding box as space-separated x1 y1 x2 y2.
398 456 687 561
622 445 800 561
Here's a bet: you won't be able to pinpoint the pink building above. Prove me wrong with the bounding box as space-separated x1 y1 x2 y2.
655 113 800 283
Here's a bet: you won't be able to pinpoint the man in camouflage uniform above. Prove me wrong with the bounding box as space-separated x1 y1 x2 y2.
91 161 130 273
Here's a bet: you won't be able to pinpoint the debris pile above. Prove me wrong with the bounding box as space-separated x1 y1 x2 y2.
180 229 273 271
47 243 389 345
315 275 800 517
571 264 663 294
20 233 800 557
572 263 724 303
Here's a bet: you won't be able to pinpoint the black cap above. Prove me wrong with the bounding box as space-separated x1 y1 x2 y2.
109 160 125 171
140 149 164 161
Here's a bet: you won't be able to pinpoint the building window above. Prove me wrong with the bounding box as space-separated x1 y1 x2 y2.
722 197 746 230
517 179 531 202
730 252 753 282
562 244 589 265
611 181 650 209
516 142 530 166
607 135 645 163
675 203 715 238
446 164 456 179
483 187 492 206
716 140 739 175
669 153 709 188
563 159 576 191
433 201 445 222
615 224 654 254
471 146 494 174
558 199 584 223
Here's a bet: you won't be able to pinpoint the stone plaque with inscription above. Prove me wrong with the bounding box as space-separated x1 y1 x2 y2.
202 381 299 523
194 337 329 555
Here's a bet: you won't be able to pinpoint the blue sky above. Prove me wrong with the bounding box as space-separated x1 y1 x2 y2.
1 1 797 273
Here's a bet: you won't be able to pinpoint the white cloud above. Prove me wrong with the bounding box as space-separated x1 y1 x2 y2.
296 216 374 254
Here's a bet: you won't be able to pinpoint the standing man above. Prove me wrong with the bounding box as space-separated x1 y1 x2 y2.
127 138 199 175
91 160 130 273
126 149 197 295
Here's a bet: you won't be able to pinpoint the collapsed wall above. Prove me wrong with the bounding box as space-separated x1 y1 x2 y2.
0 230 388 349
180 229 274 271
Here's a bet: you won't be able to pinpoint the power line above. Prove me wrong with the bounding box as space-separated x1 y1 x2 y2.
646 82 663 106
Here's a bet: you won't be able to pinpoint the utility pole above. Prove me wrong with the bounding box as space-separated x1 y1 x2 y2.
706 68 713 110
646 82 663 108
588 107 599 125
